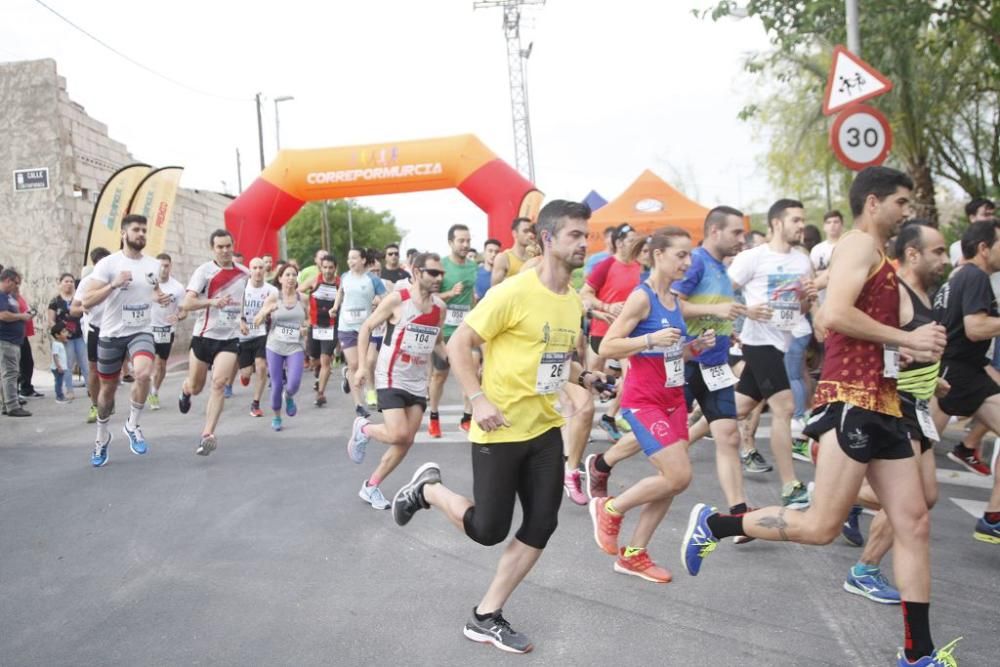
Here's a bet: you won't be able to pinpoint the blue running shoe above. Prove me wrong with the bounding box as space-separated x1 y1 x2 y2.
842 505 864 546
271 416 282 432
348 416 370 464
974 516 1000 544
123 424 148 455
681 503 719 576
843 565 900 604
896 637 961 666
223 384 233 399
285 395 297 417
91 434 111 467
598 417 622 442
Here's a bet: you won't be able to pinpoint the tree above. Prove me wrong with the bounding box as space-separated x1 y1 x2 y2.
284 200 404 268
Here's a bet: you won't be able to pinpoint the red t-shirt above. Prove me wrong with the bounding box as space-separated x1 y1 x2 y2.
17 295 34 337
586 256 641 337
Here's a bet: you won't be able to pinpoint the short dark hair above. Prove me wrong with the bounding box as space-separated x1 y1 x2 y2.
412 252 441 271
59 272 75 282
748 230 765 242
484 238 501 250
894 219 933 259
447 224 470 242
50 322 67 337
1 267 22 282
512 216 533 232
384 242 399 252
849 166 914 218
803 224 822 249
823 210 844 222
121 214 146 229
535 200 590 246
156 253 171 262
961 219 1000 260
704 205 744 236
90 247 111 264
966 198 996 218
766 199 804 229
209 229 232 247
320 254 336 265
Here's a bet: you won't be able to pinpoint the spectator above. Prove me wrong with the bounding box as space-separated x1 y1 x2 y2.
0 268 32 417
381 243 411 283
15 280 42 399
50 323 71 403
950 197 996 266
48 272 86 394
475 238 501 299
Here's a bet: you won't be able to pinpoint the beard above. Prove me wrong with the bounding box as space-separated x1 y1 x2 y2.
125 236 146 252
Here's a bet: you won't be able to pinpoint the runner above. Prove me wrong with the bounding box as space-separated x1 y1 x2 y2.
391 200 609 653
681 167 960 667
363 252 393 409
331 248 386 417
148 253 187 410
255 263 307 431
178 229 250 456
82 215 168 466
475 238 501 300
727 199 816 507
932 217 1000 545
589 227 715 583
490 216 535 286
299 253 339 407
347 252 446 509
380 243 411 284
70 247 112 424
238 258 278 417
427 224 478 437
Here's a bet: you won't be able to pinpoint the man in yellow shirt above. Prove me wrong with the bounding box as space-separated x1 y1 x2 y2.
391 200 610 654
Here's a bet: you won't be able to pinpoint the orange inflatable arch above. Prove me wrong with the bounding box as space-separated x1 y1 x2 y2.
225 134 543 259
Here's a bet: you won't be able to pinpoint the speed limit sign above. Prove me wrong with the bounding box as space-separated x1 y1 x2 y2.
830 104 893 171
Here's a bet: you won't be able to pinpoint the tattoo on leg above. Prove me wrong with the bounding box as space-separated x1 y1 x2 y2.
756 507 790 541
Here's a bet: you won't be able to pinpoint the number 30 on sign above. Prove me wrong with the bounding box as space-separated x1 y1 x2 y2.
830 104 893 171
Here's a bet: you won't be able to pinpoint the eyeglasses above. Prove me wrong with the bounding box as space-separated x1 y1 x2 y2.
420 268 444 278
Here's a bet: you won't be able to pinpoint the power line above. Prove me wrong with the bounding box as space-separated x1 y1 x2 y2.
31 0 249 102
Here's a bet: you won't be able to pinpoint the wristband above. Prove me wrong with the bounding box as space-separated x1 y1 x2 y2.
578 370 592 387
469 391 484 401
645 333 653 350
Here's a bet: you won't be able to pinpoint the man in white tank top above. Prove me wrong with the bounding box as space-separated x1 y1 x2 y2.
347 253 447 510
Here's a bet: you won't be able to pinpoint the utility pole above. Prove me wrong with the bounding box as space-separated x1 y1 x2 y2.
320 201 331 251
235 148 243 194
473 0 544 183
845 0 860 55
255 93 265 171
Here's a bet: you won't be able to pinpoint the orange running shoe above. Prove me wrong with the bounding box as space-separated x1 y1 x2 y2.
459 417 471 432
428 417 442 438
589 496 623 555
614 547 672 583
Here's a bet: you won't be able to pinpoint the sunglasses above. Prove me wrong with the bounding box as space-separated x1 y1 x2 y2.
386 251 398 256
420 268 444 278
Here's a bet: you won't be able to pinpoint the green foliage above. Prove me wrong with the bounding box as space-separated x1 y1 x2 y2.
284 200 404 268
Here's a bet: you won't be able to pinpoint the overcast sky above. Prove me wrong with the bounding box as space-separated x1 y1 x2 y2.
2 0 777 254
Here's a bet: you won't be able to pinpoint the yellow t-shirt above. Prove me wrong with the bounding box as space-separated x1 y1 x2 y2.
464 268 583 444
504 249 527 276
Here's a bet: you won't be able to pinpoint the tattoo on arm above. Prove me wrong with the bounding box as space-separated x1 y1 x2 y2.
756 507 790 541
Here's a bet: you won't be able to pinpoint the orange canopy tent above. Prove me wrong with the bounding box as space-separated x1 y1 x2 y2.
587 169 717 252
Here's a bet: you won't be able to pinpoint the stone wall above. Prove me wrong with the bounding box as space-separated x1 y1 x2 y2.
0 58 231 367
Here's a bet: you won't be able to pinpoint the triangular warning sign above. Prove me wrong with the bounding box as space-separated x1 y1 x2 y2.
822 45 893 116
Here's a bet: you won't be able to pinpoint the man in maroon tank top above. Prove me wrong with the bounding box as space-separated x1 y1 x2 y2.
680 167 962 666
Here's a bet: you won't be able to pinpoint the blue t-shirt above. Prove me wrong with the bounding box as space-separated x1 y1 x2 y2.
671 247 735 366
339 271 387 332
0 291 25 344
475 266 492 300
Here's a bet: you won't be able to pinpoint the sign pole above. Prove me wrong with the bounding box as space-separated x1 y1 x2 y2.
845 0 860 56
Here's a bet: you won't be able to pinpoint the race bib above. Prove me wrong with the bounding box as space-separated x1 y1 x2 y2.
700 363 737 391
769 301 799 331
220 306 241 324
245 324 265 338
342 308 367 326
401 324 438 356
767 273 801 332
536 351 571 395
664 344 684 388
915 399 939 441
122 304 150 326
883 345 900 378
445 304 471 327
312 326 335 341
275 326 300 343
152 326 172 344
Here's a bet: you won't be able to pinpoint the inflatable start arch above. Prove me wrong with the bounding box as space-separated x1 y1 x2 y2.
225 134 542 258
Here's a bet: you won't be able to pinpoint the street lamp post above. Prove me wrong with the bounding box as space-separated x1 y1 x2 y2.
274 95 294 259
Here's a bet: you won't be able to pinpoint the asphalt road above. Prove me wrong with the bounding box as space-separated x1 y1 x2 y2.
1 368 997 666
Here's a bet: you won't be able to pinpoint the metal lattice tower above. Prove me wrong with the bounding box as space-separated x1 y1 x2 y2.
474 0 544 183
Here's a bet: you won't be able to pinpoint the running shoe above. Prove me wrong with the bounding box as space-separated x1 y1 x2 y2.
366 388 377 408
843 566 900 604
91 433 111 467
223 384 233 399
563 469 587 506
285 395 297 417
973 516 1000 544
195 433 217 456
790 416 806 440
148 394 160 411
359 481 390 510
391 462 441 526
314 394 327 408
791 438 812 462
87 404 98 424
121 375 134 384
741 448 772 473
240 374 250 387
271 416 282 431
584 453 609 500
348 416 370 464
895 637 962 666
598 417 622 442
589 497 623 555
681 503 719 576
341 366 350 394
428 417 442 438
178 392 192 414
122 424 148 455
842 505 865 546
460 417 471 432
615 415 632 434
463 608 533 654
250 402 263 418
947 445 991 476
355 404 370 419
781 481 810 509
55 397 71 404
614 547 672 583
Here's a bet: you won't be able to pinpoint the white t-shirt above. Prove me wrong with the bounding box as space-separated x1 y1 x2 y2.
74 274 104 333
187 261 250 341
728 244 813 352
950 240 963 267
241 282 279 340
90 251 162 339
810 240 836 305
151 277 186 329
